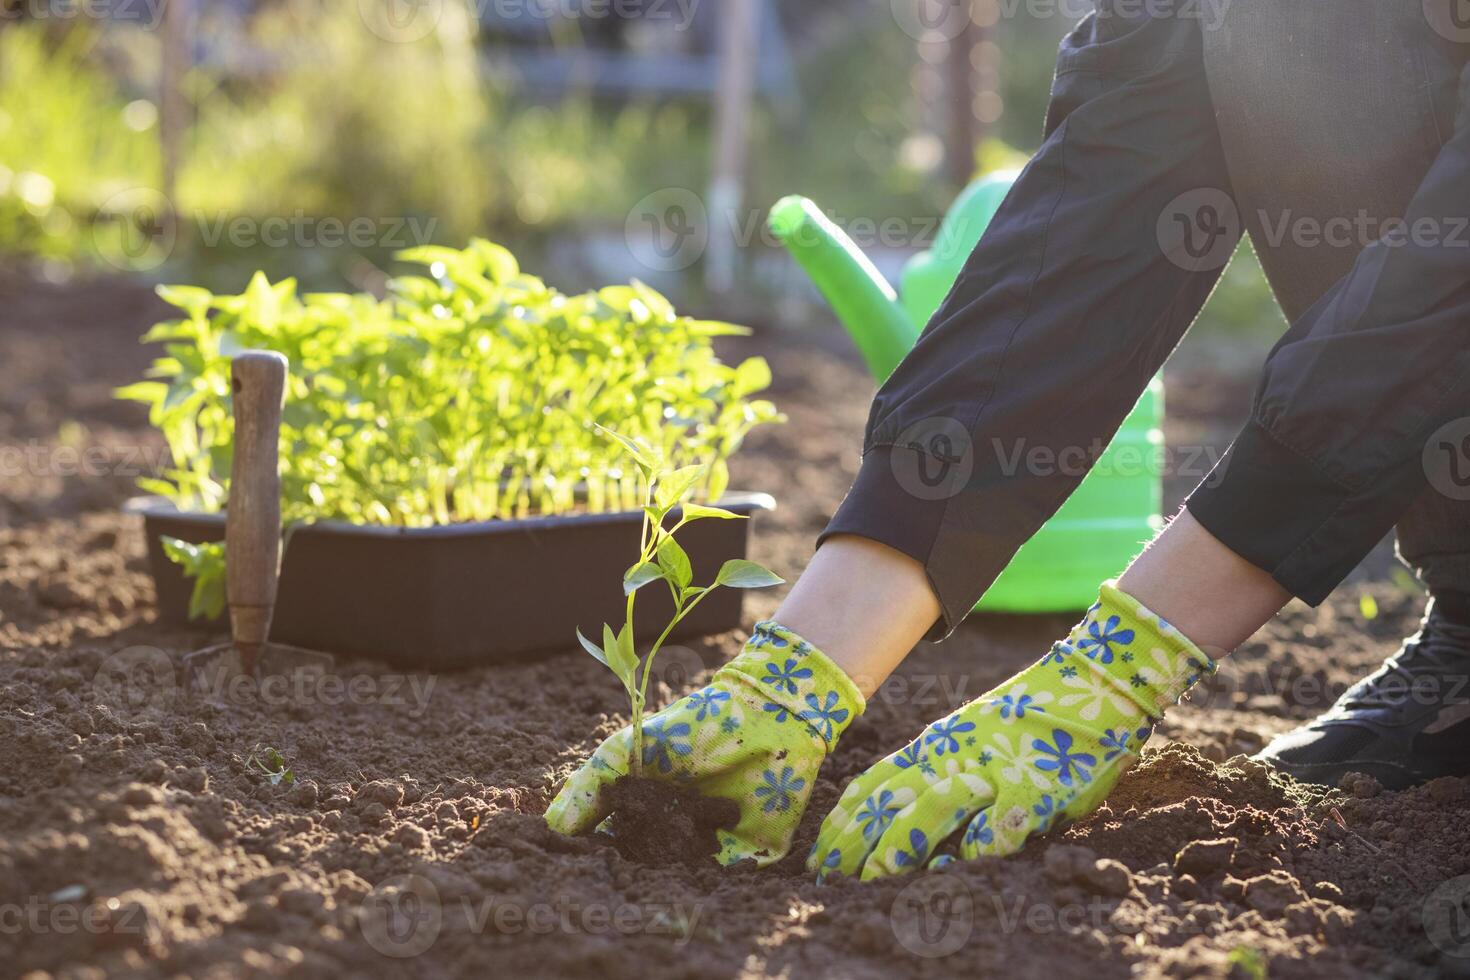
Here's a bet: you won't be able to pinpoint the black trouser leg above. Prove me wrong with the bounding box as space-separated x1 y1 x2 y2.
1186 2 1470 604
823 2 1239 636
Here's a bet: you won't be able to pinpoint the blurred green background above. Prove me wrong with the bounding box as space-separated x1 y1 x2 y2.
0 0 1280 349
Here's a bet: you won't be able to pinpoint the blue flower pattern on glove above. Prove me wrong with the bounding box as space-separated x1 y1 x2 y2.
998 693 1044 720
762 701 791 723
689 688 730 721
856 790 901 841
1033 729 1097 787
1041 641 1073 666
799 690 850 741
642 718 693 773
1099 728 1132 761
964 811 994 847
1076 615 1135 665
893 739 925 769
924 717 976 756
763 658 814 695
892 829 929 868
754 765 806 813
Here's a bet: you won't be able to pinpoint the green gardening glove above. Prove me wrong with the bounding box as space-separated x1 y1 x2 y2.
546 621 865 866
808 583 1215 880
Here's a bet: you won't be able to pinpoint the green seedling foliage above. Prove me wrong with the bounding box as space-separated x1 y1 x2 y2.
126 240 784 617
1226 946 1268 980
247 745 295 787
579 435 784 775
160 537 226 621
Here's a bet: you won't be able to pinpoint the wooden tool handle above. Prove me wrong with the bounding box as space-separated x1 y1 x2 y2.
226 351 288 670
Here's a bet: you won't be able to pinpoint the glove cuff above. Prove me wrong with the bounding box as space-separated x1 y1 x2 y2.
717 621 866 751
1070 582 1217 720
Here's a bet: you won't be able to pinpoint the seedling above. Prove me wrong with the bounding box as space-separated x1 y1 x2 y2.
577 427 782 776
118 240 781 526
160 537 225 620
246 745 295 787
120 240 781 619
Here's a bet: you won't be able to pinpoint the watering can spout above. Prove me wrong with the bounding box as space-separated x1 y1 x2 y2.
768 195 919 381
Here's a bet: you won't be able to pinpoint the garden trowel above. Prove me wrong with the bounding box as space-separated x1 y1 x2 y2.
183 350 334 697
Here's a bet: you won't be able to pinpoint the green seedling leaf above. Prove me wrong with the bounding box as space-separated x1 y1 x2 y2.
715 559 784 590
594 423 657 471
679 502 745 522
1226 947 1267 980
624 561 664 595
155 284 214 320
732 357 773 398
613 624 638 681
161 537 226 620
247 745 295 787
656 535 693 590
114 381 168 405
1359 593 1379 621
577 627 610 668
602 623 638 686
687 319 752 337
655 464 707 511
706 459 731 505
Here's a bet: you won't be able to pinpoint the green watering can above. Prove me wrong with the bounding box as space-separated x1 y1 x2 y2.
769 172 1163 613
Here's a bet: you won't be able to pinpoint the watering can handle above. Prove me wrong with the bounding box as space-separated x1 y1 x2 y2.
226 350 288 670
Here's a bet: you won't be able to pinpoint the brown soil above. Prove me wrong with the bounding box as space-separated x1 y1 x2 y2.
3 272 1469 978
604 777 739 867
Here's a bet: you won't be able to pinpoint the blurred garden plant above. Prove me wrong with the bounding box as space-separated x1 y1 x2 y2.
575 435 782 774
119 239 781 612
121 239 780 521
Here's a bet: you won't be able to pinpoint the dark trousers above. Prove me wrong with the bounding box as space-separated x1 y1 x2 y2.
823 0 1470 636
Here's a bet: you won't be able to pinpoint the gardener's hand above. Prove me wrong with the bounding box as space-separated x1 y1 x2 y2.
546 622 865 866
808 583 1215 880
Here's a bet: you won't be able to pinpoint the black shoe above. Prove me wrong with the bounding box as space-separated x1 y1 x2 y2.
1255 602 1470 790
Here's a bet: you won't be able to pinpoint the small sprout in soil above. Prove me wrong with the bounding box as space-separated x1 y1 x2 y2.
1226 945 1268 980
577 427 783 776
1358 592 1378 621
247 745 296 787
